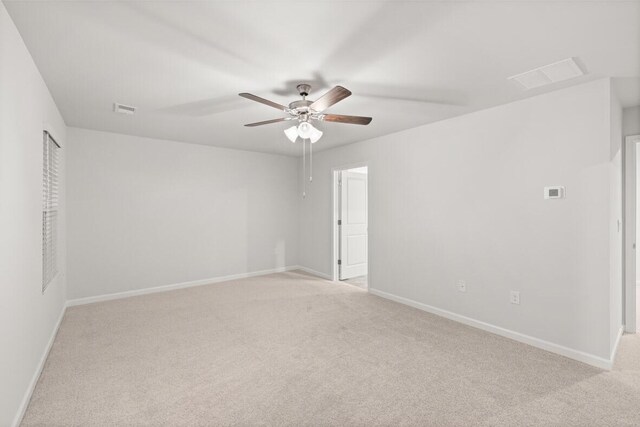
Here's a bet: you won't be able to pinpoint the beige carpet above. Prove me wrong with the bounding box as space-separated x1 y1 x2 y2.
342 275 367 289
22 271 640 426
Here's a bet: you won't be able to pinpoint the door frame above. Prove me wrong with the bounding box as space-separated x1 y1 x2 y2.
624 134 640 333
332 162 369 285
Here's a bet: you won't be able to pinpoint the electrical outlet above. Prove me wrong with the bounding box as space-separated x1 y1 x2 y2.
510 291 520 305
457 280 467 293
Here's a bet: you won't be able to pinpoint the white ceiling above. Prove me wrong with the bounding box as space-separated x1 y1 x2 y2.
5 0 640 156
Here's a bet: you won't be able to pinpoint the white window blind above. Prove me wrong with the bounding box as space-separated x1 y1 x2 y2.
42 131 60 292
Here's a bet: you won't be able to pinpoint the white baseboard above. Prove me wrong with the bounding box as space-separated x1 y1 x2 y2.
295 266 333 281
12 304 66 427
66 266 300 307
368 288 616 370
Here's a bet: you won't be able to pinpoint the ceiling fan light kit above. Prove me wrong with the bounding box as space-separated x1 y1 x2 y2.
239 84 372 197
284 123 323 143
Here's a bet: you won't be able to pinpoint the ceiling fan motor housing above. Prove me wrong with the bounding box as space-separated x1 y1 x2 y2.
296 83 311 97
289 99 313 112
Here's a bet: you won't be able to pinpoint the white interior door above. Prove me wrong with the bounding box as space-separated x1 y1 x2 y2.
624 136 640 332
339 170 368 280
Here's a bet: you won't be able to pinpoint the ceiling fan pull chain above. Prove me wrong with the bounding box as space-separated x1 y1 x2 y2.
302 138 306 199
309 139 313 183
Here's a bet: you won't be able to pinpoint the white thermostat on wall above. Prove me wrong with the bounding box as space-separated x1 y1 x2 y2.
544 186 565 199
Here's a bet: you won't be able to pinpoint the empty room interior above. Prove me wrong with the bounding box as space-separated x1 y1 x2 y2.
3 0 640 425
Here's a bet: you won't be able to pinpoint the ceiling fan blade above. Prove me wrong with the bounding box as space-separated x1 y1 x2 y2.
244 117 292 127
321 114 372 125
309 86 352 112
239 93 289 112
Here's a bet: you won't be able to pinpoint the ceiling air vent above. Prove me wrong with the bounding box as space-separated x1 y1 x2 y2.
113 103 136 115
508 58 585 90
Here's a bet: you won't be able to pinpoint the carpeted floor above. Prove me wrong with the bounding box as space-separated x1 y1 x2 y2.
22 271 640 426
342 275 367 289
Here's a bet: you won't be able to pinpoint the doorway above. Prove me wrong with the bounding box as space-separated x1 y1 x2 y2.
333 165 368 289
624 135 640 333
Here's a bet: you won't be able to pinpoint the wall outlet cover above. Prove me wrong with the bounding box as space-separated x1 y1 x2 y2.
510 290 520 305
457 280 467 293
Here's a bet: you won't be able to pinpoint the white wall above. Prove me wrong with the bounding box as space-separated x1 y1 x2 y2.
0 3 67 426
66 128 299 299
624 106 640 137
299 79 618 361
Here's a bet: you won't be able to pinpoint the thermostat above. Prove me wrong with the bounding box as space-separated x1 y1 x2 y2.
544 186 565 199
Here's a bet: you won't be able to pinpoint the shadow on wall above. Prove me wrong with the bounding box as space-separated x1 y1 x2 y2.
245 158 297 273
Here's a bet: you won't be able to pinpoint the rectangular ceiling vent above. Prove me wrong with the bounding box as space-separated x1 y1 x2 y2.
113 103 136 115
508 58 585 90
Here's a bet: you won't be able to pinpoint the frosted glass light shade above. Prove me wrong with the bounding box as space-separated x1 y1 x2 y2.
284 126 298 143
297 122 313 139
309 127 323 143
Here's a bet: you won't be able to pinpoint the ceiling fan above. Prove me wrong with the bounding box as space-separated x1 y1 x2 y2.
239 84 372 144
